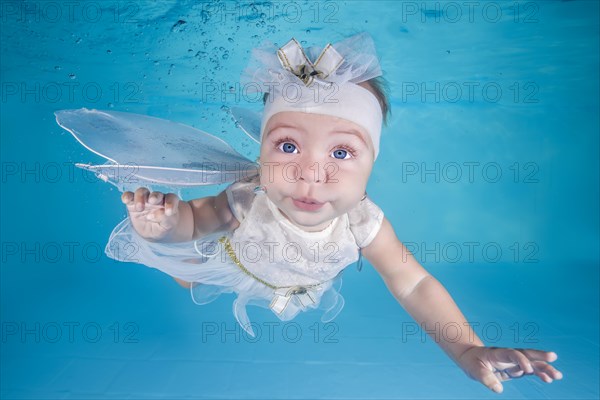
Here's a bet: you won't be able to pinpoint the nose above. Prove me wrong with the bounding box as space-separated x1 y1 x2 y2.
297 154 328 184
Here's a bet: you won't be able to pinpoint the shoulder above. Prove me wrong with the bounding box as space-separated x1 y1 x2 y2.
224 174 260 223
347 196 385 248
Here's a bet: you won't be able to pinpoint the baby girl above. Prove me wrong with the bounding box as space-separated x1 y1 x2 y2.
64 32 563 393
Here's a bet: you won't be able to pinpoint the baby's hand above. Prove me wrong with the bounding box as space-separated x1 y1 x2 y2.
457 346 563 394
121 187 181 241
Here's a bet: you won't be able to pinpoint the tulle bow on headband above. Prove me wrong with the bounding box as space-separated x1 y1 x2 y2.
242 31 383 90
276 38 344 87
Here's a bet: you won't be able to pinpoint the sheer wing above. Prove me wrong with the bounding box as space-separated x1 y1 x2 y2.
229 107 261 144
55 108 259 191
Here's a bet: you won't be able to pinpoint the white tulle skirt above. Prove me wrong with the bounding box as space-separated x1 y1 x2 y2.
105 218 346 337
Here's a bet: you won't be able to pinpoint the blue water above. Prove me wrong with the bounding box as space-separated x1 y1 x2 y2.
1 0 598 398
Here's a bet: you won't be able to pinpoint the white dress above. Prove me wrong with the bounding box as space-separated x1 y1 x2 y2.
106 175 384 337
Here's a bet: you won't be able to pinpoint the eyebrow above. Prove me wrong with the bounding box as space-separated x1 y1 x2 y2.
265 124 302 138
330 129 368 147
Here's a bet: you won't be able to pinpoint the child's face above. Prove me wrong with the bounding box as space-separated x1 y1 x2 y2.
259 111 375 232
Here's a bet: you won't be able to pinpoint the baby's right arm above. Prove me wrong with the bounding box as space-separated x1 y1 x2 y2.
121 187 240 244
122 188 240 289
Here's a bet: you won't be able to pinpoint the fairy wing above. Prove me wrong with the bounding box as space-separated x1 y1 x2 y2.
229 107 261 144
55 108 259 192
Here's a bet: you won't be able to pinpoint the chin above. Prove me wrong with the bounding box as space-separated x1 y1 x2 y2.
294 213 334 227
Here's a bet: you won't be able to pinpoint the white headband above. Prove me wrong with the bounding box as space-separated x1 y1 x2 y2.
244 33 384 160
261 81 382 159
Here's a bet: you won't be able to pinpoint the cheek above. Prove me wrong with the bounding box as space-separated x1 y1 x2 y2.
259 161 295 187
258 146 281 183
330 160 371 182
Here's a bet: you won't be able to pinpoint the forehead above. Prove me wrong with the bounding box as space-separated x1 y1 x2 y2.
264 112 370 141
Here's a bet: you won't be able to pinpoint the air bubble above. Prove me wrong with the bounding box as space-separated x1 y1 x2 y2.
171 20 187 33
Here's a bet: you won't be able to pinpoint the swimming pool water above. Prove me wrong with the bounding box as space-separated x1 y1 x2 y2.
1 1 598 398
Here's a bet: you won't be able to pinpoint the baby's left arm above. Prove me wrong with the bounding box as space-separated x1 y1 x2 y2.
361 217 562 393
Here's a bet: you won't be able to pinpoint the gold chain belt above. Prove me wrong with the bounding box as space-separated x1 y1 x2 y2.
217 236 328 314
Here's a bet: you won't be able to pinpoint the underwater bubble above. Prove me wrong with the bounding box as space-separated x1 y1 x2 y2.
106 49 112 54
228 37 234 43
54 66 61 71
171 19 187 33
69 73 76 80
107 102 114 108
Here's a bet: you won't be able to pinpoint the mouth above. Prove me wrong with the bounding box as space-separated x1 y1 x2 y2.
292 197 325 211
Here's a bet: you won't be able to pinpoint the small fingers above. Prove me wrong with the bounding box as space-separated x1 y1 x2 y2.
121 191 134 205
532 360 564 382
480 371 503 394
502 349 534 374
496 365 525 380
536 371 554 383
516 349 562 382
164 193 180 217
148 191 165 205
516 348 558 363
133 187 150 212
465 352 504 394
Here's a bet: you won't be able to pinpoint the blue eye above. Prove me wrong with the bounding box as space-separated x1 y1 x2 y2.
332 149 351 159
279 142 298 153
